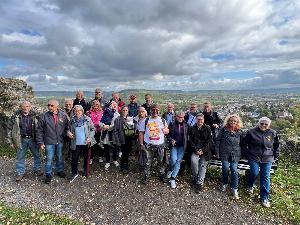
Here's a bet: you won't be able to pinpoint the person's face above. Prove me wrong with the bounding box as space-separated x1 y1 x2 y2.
130 98 136 104
92 102 100 110
65 101 72 111
196 116 204 127
138 110 146 118
203 104 212 113
95 91 102 98
74 108 83 118
122 107 128 117
228 117 238 128
112 93 119 100
167 105 174 112
259 121 270 131
151 107 159 117
76 92 83 100
21 103 31 114
48 101 58 113
190 105 197 113
176 114 184 123
111 102 118 111
145 96 152 103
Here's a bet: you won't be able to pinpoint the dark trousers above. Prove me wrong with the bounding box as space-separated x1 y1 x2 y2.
120 137 132 169
104 144 117 163
91 132 103 159
71 145 88 175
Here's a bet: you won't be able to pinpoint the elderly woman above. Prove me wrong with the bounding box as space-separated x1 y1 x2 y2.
86 100 103 164
244 117 280 208
113 106 135 173
215 114 244 199
167 111 188 189
135 107 148 170
190 113 212 193
68 105 96 182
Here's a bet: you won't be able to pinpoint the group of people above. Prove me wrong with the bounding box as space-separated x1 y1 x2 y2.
6 88 280 208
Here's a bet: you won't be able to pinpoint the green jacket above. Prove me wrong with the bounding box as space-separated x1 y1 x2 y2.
6 110 39 146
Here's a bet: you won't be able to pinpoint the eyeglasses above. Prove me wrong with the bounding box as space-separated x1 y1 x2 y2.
95 92 101 94
47 104 54 107
260 123 269 126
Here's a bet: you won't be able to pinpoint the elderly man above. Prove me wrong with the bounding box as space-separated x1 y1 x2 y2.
184 103 198 127
73 90 88 113
7 101 42 181
62 98 73 162
142 94 153 116
88 88 103 110
139 103 169 184
37 99 69 184
162 103 175 126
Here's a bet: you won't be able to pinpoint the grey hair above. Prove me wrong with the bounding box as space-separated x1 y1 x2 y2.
259 117 271 126
196 113 204 118
64 98 73 104
176 111 185 117
138 106 147 116
73 105 84 113
20 100 31 107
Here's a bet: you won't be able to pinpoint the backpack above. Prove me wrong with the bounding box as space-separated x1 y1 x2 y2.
124 121 135 137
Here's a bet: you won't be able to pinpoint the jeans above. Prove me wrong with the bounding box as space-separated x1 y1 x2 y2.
221 160 239 189
191 153 208 185
71 145 88 175
45 143 64 176
169 146 185 178
16 138 41 176
248 160 272 201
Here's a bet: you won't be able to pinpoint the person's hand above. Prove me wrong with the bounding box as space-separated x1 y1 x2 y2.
103 125 109 130
10 143 16 149
67 131 74 139
39 144 45 151
171 139 176 146
86 138 91 144
162 127 169 135
197 149 203 155
212 124 219 128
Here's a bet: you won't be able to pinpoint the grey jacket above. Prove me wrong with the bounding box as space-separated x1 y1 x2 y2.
36 110 69 145
69 115 96 150
215 127 244 162
244 126 280 163
6 110 39 146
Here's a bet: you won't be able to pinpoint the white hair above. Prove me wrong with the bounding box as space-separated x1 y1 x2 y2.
259 117 272 125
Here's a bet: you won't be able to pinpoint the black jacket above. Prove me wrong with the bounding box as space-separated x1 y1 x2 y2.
189 124 213 160
73 98 88 113
244 126 280 163
168 121 188 152
203 111 222 137
215 127 245 162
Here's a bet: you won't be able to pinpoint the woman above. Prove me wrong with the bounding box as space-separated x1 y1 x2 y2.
135 107 148 170
167 111 188 189
86 100 103 164
190 113 212 193
215 114 244 199
113 106 135 173
244 117 280 208
68 105 96 182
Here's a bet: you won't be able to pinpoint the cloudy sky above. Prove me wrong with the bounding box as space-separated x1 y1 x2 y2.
1 0 300 91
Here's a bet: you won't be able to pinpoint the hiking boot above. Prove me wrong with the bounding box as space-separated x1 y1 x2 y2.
232 189 239 200
57 171 66 178
195 184 203 193
35 170 43 176
69 174 78 183
170 178 176 189
99 157 104 163
45 175 52 184
222 184 228 192
113 161 120 167
105 163 110 171
15 175 24 182
261 199 270 208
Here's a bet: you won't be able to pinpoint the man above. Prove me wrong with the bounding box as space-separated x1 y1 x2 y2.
202 102 222 155
73 90 88 113
139 104 169 184
190 113 212 193
62 98 73 162
141 94 153 116
111 92 125 113
127 95 139 117
162 103 175 126
6 101 43 182
184 103 198 127
88 88 103 110
37 99 69 184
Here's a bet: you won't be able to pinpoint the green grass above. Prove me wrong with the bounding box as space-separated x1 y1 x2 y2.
0 144 17 158
0 202 81 225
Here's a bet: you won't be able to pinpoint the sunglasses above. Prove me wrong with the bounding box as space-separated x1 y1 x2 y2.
47 104 54 107
260 123 269 126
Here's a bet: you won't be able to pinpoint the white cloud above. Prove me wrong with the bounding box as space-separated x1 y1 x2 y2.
1 32 47 46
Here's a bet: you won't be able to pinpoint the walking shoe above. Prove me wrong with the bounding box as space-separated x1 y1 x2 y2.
166 171 172 179
45 175 52 184
195 184 203 193
142 175 149 185
57 171 66 178
222 184 228 192
261 199 271 208
15 175 24 182
34 170 44 176
232 189 239 200
170 178 176 189
113 161 119 167
105 163 110 171
159 175 167 183
69 174 78 183
118 151 122 158
99 157 104 163
89 159 93 165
